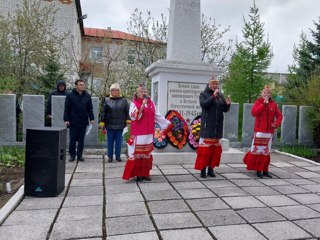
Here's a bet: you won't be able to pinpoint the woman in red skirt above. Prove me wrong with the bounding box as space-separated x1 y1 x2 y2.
194 76 231 178
243 85 283 178
122 85 171 182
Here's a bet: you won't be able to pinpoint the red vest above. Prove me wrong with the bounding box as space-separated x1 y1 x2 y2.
131 98 155 136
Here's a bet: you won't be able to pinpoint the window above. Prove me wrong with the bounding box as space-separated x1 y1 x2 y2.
90 46 103 62
127 49 135 64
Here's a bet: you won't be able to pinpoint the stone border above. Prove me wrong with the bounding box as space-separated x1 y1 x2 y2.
275 150 320 166
0 185 24 225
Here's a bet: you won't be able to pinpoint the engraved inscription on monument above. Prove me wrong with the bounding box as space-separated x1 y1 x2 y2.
167 81 206 123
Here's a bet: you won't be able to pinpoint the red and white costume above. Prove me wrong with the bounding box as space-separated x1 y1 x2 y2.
243 97 283 172
122 97 170 180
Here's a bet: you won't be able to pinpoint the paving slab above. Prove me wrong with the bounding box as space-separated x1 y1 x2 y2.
256 195 299 207
271 185 310 194
63 195 103 207
222 196 265 209
283 178 317 185
237 207 285 223
253 221 311 240
295 172 320 178
300 184 320 192
148 199 190 214
106 192 144 203
288 193 320 204
73 172 104 179
70 178 102 187
202 179 236 188
196 209 246 226
161 228 212 240
230 179 265 187
294 218 320 238
57 205 102 222
211 186 248 197
243 186 280 196
2 209 56 226
143 189 181 201
273 205 320 220
220 173 251 179
68 185 104 196
106 201 148 217
50 219 102 240
105 182 140 194
139 182 174 192
171 181 205 189
0 224 49 240
177 188 216 199
16 197 63 210
165 174 197 182
308 203 320 212
209 224 267 240
187 198 230 211
153 212 202 230
257 178 291 186
161 169 190 175
107 232 158 240
106 215 154 236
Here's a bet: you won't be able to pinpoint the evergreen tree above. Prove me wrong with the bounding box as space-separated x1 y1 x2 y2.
283 33 312 103
222 2 272 104
284 18 320 104
37 49 65 98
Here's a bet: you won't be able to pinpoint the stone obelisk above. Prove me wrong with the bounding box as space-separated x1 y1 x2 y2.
166 0 201 63
146 0 222 122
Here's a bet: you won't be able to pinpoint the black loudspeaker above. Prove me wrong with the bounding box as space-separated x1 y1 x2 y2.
25 127 67 197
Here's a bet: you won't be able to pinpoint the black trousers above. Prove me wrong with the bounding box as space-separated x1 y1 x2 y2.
69 126 86 158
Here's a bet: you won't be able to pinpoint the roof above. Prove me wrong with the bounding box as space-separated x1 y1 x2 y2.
84 27 161 43
75 0 84 36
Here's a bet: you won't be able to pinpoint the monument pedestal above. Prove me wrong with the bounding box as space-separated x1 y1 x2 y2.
146 59 223 117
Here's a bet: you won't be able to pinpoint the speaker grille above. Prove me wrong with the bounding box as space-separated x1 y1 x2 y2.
25 127 66 197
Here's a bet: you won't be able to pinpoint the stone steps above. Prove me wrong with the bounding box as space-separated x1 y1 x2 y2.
153 148 244 165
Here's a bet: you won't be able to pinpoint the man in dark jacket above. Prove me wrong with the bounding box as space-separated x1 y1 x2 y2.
64 79 95 162
46 80 68 119
194 76 231 178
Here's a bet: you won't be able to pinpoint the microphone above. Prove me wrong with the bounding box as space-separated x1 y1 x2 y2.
214 87 222 97
143 94 148 107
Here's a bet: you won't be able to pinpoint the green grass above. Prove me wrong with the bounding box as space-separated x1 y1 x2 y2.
0 146 25 167
278 145 317 159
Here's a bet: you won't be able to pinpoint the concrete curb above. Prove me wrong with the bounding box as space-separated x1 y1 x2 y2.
275 150 320 166
0 185 24 225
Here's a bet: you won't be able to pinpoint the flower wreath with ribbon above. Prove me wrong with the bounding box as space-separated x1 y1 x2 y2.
188 115 201 150
165 110 188 149
153 123 168 149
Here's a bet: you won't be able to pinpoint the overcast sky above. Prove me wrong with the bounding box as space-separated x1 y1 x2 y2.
80 0 320 73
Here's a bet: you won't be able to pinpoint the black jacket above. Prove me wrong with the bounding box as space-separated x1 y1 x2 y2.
63 89 94 128
199 86 230 139
46 80 68 115
101 96 129 130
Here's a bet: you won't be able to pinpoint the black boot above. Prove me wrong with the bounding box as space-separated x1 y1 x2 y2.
136 176 143 182
263 171 272 178
207 167 216 177
256 171 263 178
200 168 207 178
143 176 151 181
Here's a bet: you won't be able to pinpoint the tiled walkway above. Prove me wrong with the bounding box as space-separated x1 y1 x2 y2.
1 152 320 239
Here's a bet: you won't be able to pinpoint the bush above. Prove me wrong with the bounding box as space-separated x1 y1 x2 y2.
0 146 25 167
278 145 317 159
